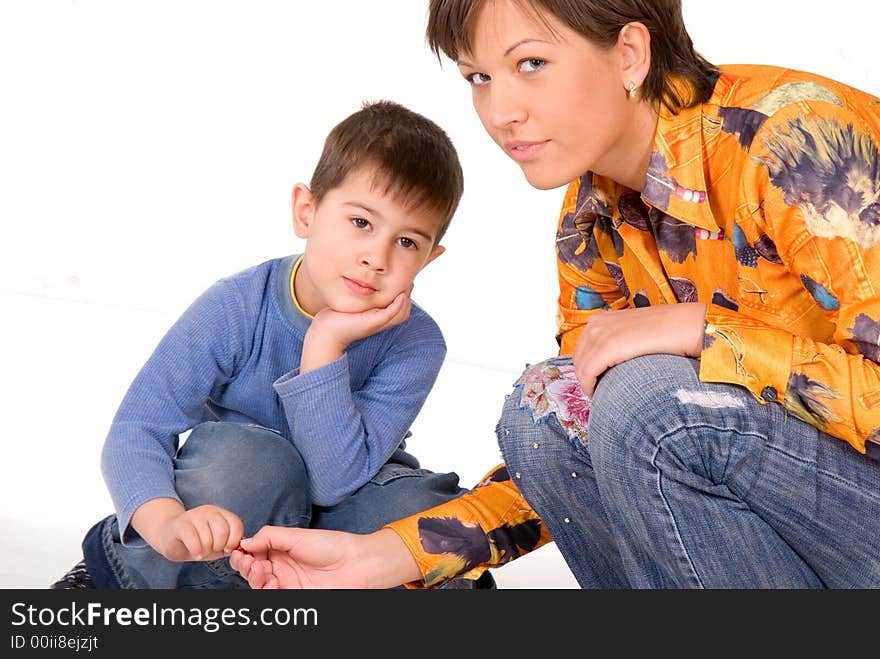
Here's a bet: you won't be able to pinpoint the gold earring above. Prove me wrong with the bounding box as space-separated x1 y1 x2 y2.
627 81 638 99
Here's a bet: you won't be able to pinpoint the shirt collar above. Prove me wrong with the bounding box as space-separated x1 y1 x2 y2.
590 75 723 234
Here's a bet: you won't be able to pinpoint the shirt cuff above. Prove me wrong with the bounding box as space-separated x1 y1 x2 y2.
700 304 793 405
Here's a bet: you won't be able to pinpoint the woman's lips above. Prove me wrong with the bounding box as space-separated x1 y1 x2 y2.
507 140 549 163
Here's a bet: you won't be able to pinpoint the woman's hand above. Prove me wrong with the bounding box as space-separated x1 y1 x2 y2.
573 303 707 398
231 526 422 589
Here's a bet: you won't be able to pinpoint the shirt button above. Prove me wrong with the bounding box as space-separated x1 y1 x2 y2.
761 386 778 402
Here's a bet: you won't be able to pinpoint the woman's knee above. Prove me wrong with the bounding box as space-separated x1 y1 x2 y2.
588 355 709 490
589 355 699 440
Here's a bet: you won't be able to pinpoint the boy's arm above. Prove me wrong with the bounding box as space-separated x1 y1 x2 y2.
101 278 247 546
273 307 445 507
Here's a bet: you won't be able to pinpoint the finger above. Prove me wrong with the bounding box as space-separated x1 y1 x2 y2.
177 525 204 561
246 560 269 589
383 293 410 327
575 368 597 400
247 525 303 555
221 512 245 554
230 550 252 575
206 515 231 555
192 519 214 559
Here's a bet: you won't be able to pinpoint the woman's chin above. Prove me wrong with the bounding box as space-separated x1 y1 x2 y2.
521 168 577 191
526 174 577 190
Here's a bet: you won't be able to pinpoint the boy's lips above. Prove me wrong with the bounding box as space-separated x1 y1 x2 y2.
505 139 550 163
343 276 377 296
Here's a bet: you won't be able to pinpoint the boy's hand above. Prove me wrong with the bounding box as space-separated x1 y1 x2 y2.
153 505 245 562
300 291 411 374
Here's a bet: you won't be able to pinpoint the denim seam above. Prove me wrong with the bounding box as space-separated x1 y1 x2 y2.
651 433 706 589
672 421 880 504
101 519 136 589
764 444 880 504
653 423 837 587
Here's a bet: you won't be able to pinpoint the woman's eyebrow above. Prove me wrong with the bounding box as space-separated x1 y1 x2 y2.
457 38 553 68
503 38 550 57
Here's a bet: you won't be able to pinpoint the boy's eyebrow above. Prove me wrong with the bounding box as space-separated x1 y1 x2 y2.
458 38 552 68
343 202 436 244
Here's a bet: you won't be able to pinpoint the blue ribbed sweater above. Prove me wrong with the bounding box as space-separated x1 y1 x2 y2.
101 255 446 544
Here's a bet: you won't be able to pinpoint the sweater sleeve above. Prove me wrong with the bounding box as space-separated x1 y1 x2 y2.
384 463 552 588
273 316 446 506
100 278 247 545
699 101 880 454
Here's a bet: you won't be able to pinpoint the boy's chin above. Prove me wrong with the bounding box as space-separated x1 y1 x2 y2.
330 296 396 314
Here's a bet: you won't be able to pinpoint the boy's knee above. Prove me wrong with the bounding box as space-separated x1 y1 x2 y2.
175 422 308 510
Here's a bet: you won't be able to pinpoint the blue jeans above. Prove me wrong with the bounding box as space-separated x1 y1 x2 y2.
83 422 475 589
497 354 880 588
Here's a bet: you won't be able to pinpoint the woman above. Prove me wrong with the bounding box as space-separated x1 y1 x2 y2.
231 0 880 588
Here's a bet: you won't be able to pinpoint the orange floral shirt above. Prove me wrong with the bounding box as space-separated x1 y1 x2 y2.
387 64 880 587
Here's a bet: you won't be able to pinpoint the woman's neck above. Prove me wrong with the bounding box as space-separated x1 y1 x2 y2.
595 101 659 192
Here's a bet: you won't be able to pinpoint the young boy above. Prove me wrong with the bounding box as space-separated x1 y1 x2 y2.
51 100 490 589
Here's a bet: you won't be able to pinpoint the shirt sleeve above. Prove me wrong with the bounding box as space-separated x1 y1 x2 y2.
101 278 247 545
273 320 446 506
699 100 880 454
555 177 628 355
384 463 553 588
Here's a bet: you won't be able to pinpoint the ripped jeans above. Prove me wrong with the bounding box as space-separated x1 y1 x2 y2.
497 354 880 588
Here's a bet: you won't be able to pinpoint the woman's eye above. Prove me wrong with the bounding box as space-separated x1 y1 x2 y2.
519 58 546 73
465 72 491 87
352 217 370 229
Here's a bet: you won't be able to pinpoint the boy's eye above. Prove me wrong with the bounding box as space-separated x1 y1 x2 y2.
398 237 417 249
352 217 370 229
519 58 546 73
465 72 491 87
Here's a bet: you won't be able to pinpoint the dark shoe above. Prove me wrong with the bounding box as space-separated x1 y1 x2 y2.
50 559 95 590
439 570 497 589
474 570 497 589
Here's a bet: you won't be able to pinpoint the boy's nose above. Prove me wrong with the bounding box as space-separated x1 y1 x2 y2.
360 245 388 272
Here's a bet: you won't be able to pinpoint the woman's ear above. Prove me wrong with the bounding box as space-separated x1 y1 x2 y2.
291 183 315 239
618 21 651 97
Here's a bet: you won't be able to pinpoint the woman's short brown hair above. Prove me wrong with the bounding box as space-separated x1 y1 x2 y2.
426 0 718 114
310 100 463 245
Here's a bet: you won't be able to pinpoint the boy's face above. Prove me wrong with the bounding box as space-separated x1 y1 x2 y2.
292 167 446 316
456 0 636 190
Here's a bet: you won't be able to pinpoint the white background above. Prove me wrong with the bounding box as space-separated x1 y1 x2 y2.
1 0 876 588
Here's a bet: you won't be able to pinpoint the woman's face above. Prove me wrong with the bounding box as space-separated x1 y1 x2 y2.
457 0 635 190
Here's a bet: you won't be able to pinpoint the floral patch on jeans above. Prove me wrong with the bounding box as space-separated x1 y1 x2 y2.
515 358 591 443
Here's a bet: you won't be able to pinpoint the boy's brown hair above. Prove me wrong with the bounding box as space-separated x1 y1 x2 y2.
310 100 463 245
426 0 718 114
